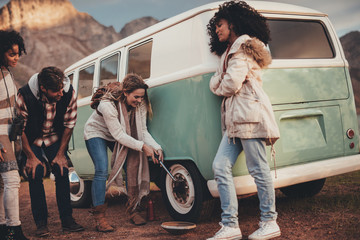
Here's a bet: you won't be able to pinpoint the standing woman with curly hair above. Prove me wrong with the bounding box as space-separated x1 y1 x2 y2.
207 1 280 240
0 30 28 239
84 74 163 231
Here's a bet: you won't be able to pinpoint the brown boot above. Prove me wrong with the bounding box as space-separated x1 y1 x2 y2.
126 197 146 226
92 203 114 232
129 211 146 226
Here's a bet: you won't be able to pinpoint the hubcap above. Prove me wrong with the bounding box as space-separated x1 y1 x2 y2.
68 169 84 201
165 164 195 214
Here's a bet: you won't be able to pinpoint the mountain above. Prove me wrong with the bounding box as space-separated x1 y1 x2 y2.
0 0 158 86
120 16 159 38
340 31 360 114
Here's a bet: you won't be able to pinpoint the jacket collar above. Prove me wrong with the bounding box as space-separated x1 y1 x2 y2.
228 34 251 55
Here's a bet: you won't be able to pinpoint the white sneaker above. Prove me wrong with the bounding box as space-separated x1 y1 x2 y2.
207 222 242 240
248 220 281 240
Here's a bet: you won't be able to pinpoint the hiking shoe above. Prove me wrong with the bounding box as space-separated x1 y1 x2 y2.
207 222 242 240
248 220 281 240
35 224 50 237
61 217 84 232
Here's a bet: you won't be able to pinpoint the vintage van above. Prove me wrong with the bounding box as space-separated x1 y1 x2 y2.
64 1 360 222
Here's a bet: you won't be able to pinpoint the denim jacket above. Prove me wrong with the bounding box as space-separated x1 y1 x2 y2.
210 35 280 144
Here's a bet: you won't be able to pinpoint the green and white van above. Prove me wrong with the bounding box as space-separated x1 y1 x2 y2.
64 1 360 222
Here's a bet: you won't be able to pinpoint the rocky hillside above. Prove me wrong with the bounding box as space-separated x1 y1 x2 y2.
0 0 158 86
340 31 360 114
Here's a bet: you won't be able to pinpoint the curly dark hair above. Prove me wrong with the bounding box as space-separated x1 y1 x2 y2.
0 30 26 67
207 0 270 56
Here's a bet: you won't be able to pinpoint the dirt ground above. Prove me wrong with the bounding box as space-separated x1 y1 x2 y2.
19 172 360 240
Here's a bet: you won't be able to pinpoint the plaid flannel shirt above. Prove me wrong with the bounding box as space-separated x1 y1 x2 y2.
17 89 77 147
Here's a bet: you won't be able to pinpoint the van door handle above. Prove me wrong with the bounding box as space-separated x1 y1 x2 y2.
279 109 323 120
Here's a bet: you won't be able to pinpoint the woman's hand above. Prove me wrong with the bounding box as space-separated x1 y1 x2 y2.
142 143 157 164
156 149 164 162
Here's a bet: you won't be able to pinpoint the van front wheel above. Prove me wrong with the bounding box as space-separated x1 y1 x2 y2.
160 162 214 223
69 169 92 208
280 178 326 198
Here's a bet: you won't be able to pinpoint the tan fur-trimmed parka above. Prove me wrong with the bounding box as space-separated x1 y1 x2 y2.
210 34 280 144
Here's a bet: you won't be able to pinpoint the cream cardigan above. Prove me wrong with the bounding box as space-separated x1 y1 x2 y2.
84 100 161 151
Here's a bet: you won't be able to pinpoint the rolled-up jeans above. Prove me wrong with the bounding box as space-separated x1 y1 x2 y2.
212 133 277 227
85 137 114 207
0 170 21 226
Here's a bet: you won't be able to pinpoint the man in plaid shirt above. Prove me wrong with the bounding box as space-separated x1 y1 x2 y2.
17 66 84 237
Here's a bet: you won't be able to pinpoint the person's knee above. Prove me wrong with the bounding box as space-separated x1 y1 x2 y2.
2 170 20 188
51 164 69 177
94 167 108 180
28 164 45 181
213 158 231 175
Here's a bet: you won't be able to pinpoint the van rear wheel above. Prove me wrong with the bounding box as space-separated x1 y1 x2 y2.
280 178 326 198
160 161 214 223
69 169 92 208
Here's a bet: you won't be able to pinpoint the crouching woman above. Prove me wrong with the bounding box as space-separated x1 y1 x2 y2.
84 74 163 231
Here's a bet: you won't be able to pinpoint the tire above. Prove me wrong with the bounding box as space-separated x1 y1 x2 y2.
280 178 326 198
68 168 92 208
149 161 162 189
160 161 214 223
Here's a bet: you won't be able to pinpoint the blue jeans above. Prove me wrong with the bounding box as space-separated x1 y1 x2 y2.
212 133 277 227
26 141 72 226
85 138 114 207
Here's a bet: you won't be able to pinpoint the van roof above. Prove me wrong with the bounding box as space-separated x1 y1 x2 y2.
65 1 326 72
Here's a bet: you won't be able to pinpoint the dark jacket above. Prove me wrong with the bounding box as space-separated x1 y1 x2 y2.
18 83 73 145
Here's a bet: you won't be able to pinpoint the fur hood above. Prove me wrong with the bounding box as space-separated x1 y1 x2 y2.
240 37 272 68
229 34 272 69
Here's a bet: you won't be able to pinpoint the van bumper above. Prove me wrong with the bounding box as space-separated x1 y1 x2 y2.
207 154 360 198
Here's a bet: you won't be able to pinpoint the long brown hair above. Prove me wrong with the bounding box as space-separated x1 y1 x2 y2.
121 73 152 118
91 73 153 118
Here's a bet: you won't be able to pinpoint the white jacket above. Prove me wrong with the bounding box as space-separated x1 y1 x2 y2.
210 35 280 143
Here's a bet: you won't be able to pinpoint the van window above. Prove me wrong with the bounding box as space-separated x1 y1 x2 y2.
78 65 95 99
127 41 152 79
100 53 120 87
267 20 334 59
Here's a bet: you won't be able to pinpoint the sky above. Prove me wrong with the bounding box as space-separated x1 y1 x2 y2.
70 0 360 37
0 0 359 37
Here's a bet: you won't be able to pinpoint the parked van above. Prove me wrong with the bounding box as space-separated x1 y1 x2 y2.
64 1 360 222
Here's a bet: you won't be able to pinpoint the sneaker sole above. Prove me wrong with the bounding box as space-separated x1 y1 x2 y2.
207 234 242 240
249 231 281 240
229 234 242 240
